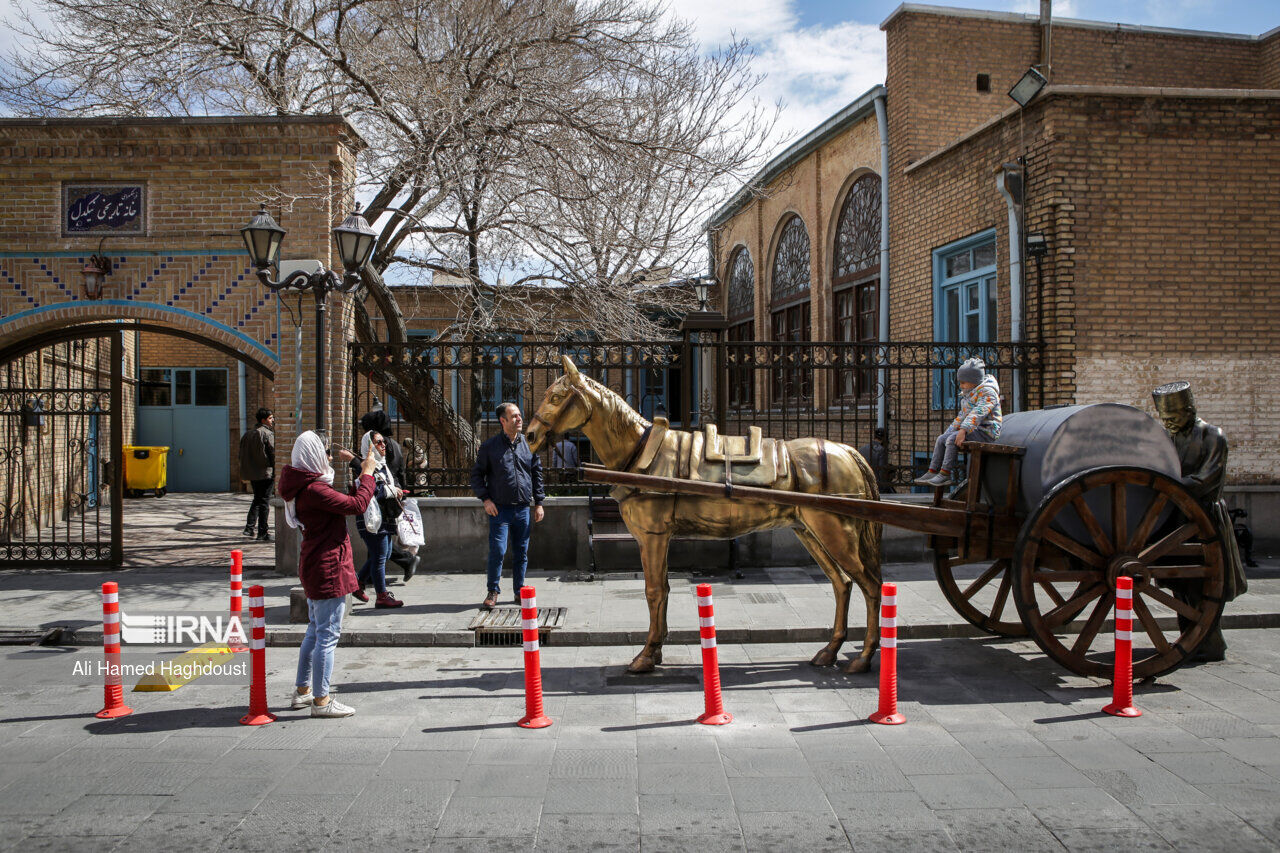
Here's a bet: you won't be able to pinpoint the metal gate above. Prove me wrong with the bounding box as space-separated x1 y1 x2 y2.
1 331 123 567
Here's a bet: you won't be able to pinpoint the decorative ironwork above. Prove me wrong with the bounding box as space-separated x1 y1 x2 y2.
833 174 881 282
770 215 810 302
726 248 754 320
2 337 115 567
351 336 1042 495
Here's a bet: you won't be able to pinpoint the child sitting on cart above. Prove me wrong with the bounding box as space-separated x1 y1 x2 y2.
915 358 1003 487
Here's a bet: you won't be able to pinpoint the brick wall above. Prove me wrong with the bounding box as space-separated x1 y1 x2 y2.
1262 30 1280 89
883 10 1265 166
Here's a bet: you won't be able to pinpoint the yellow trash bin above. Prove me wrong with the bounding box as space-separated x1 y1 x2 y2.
123 446 169 497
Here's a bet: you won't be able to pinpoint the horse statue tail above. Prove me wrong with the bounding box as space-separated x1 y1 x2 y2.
850 445 883 582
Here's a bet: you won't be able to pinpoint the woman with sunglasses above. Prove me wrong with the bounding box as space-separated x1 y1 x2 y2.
350 431 406 608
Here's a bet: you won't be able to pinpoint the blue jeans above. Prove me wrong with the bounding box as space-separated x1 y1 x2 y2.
296 596 345 699
487 505 530 596
357 529 393 594
930 425 994 473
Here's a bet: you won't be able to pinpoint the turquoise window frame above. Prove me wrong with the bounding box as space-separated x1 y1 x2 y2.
387 330 437 421
932 230 997 409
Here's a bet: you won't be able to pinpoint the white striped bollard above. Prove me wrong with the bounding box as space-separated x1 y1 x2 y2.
228 549 247 652
696 583 732 725
1102 575 1142 718
517 586 552 729
96 581 133 719
869 582 905 725
239 584 276 726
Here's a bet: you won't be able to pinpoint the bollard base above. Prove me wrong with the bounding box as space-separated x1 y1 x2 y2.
869 710 906 725
1102 703 1142 718
239 711 277 726
95 704 133 719
518 714 553 729
697 711 733 726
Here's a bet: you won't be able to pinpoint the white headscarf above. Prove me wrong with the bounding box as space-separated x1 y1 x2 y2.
285 430 335 530
360 430 397 490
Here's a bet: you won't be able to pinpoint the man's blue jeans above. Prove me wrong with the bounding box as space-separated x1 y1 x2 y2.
487 504 530 595
296 595 345 699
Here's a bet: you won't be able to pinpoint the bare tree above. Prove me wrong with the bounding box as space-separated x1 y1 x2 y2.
2 0 774 463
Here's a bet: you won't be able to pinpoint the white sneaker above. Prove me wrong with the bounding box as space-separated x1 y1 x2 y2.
289 686 338 710
928 472 955 487
311 698 355 718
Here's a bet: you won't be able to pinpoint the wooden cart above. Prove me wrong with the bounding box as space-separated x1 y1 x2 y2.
581 404 1226 679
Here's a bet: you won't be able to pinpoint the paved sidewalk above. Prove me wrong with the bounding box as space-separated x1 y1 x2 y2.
1 631 1278 851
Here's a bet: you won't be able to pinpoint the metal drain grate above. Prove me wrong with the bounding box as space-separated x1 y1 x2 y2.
468 606 567 647
744 592 783 604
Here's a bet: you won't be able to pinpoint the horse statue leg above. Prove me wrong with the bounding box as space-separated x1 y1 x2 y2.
625 525 674 674
796 508 881 674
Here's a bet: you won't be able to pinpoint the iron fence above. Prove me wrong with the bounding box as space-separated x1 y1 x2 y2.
348 336 1042 496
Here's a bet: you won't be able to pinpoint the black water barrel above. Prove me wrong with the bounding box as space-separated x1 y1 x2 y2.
980 404 1180 540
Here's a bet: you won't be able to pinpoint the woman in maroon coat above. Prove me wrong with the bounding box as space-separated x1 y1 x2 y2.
278 430 378 718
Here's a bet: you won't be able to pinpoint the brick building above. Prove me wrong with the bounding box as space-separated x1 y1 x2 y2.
707 4 1280 486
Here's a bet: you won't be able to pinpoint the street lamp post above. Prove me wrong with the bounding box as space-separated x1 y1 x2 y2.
240 204 378 431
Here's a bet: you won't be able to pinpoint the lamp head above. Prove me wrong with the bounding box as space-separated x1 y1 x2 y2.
333 204 378 276
241 204 286 270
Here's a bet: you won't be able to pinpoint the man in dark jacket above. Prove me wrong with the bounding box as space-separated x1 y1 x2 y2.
238 408 275 541
471 402 545 609
359 408 420 581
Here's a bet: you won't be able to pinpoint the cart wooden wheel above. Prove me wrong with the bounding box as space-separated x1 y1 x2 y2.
1012 466 1224 679
933 553 1027 637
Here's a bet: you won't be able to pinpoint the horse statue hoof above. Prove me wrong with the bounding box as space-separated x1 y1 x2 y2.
809 649 838 667
627 655 657 674
843 657 872 675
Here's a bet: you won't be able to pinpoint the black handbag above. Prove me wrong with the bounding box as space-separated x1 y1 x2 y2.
379 494 404 521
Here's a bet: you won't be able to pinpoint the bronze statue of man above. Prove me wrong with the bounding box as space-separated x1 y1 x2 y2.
1152 381 1248 662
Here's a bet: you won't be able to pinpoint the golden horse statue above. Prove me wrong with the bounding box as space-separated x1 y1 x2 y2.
526 357 883 674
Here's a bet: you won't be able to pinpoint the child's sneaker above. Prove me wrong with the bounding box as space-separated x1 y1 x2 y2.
928 471 955 487
913 471 939 486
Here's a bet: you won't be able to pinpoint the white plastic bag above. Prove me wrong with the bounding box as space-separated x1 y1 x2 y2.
396 498 425 548
362 493 382 532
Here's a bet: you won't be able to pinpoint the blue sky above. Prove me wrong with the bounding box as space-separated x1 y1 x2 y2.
670 0 1280 150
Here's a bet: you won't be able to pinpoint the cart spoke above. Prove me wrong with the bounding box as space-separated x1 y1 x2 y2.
1036 578 1068 607
1070 591 1114 657
1135 580 1200 622
1111 483 1126 554
1138 523 1199 564
1145 565 1211 580
1031 570 1096 584
1127 493 1169 552
1044 582 1104 629
1043 528 1105 567
989 569 1012 623
1071 496 1114 557
962 558 1007 600
1131 593 1171 655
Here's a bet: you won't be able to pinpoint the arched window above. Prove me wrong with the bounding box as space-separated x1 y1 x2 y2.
770 215 811 404
832 174 881 400
726 247 754 408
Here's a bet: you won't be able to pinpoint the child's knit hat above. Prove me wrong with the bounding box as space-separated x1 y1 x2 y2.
957 357 985 384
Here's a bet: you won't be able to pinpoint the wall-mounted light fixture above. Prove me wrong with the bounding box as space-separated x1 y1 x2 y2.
1025 232 1049 258
1008 67 1048 108
81 238 112 299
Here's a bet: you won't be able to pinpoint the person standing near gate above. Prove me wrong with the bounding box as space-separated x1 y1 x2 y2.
239 408 275 541
470 402 545 609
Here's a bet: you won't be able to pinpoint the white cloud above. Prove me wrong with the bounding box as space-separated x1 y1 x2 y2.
668 0 798 48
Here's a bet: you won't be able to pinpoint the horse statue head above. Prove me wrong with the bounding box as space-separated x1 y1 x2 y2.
525 356 597 452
